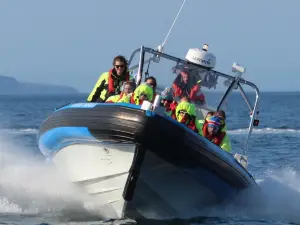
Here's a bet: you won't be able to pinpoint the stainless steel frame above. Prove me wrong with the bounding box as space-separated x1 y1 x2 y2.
127 46 260 156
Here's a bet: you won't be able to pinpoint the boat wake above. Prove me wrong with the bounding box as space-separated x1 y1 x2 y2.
1 127 300 137
1 131 300 224
204 168 300 224
0 128 38 135
0 135 120 222
228 127 300 135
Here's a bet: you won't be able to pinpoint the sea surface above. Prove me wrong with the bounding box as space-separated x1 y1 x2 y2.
0 92 300 225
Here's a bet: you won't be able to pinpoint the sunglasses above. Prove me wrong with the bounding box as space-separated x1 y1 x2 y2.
115 64 125 69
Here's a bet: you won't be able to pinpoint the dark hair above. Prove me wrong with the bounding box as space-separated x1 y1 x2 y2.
215 110 226 119
207 111 214 116
113 55 128 68
145 76 157 88
128 80 136 90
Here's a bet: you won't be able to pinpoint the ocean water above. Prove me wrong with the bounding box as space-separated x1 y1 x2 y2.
0 92 300 225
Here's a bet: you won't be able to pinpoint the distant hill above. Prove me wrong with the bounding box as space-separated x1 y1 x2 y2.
0 76 79 95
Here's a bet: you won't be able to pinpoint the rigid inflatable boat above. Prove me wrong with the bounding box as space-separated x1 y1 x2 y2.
37 45 261 220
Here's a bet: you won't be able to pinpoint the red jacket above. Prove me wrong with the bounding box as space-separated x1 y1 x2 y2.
172 82 190 98
164 101 177 119
189 85 205 103
173 81 205 103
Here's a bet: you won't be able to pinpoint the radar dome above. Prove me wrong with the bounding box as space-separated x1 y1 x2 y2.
185 44 216 69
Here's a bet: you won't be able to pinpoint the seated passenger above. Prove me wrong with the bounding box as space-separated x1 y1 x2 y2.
175 101 198 133
198 116 231 152
129 83 154 105
145 76 158 101
160 87 177 119
105 81 134 103
87 55 132 102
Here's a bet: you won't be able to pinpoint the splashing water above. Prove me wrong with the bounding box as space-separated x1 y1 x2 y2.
1 128 300 224
228 127 300 135
201 168 300 224
0 134 118 222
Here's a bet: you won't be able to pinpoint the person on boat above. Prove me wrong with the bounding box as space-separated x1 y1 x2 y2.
175 101 199 133
196 111 214 131
160 87 177 119
129 83 154 105
172 68 206 103
105 81 134 103
86 55 132 102
199 110 227 131
198 116 231 152
172 67 193 98
145 76 158 101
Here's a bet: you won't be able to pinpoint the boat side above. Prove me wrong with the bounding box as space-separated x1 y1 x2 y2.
39 103 255 185
37 103 256 218
38 103 146 157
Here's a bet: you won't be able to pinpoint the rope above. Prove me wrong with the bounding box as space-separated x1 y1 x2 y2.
161 0 187 47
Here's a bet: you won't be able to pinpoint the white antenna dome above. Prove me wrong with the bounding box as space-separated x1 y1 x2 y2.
185 44 216 69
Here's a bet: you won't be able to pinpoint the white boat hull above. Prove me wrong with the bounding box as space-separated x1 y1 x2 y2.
51 142 136 218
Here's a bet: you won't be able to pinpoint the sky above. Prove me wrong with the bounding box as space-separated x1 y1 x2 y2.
0 0 300 93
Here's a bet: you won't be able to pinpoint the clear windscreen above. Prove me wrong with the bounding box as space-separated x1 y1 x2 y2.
128 53 233 111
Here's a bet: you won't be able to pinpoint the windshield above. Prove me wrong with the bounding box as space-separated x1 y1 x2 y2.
129 53 231 110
